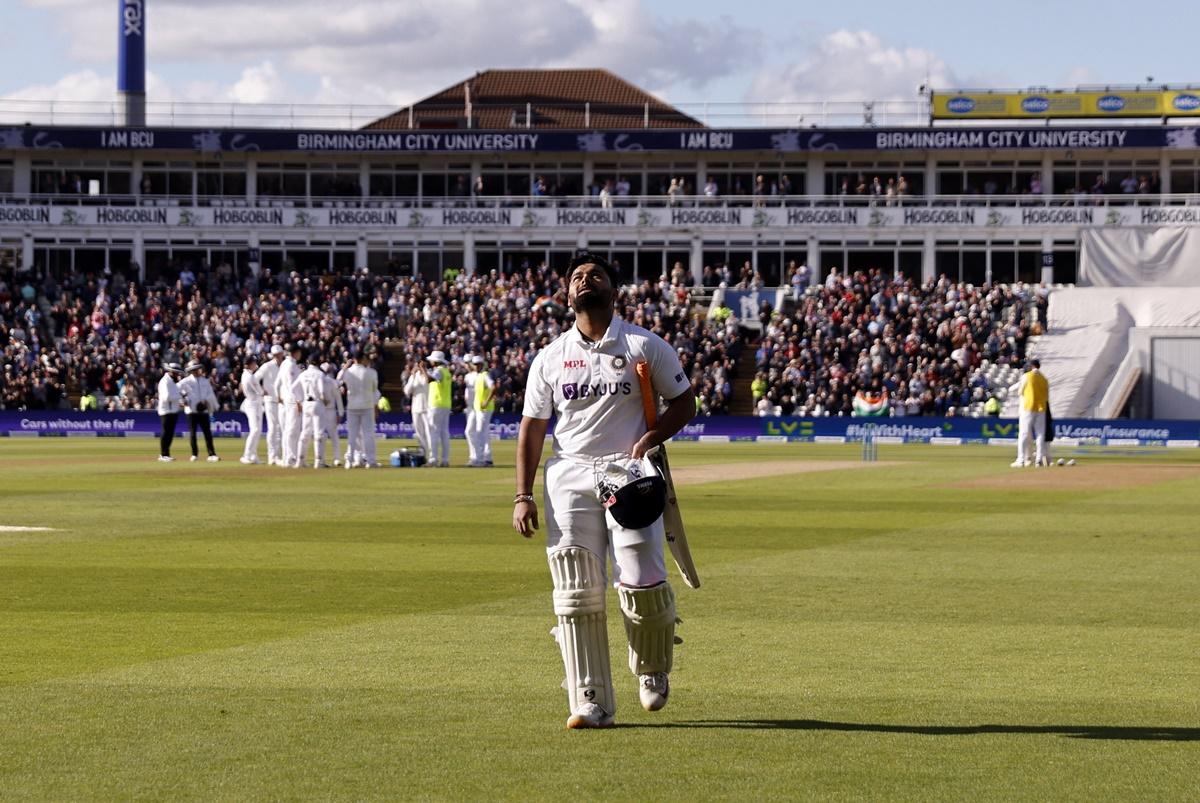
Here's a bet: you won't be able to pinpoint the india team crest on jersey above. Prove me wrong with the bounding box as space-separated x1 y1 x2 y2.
612 355 627 370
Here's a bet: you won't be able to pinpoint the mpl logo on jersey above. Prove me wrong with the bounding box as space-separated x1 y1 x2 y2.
562 359 586 370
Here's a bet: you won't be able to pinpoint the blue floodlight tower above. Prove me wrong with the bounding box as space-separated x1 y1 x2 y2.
117 0 146 126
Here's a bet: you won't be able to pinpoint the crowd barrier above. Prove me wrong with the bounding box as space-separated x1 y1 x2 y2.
1 412 1197 448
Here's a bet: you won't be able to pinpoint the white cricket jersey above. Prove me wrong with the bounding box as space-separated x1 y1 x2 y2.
342 363 378 410
297 365 326 404
276 357 300 404
240 368 264 404
463 369 478 410
255 359 281 401
523 316 690 460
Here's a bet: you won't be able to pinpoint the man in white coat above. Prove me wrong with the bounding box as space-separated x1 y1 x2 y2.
255 344 286 465
319 362 344 468
156 361 184 461
404 362 431 461
342 351 380 468
239 354 265 464
275 343 303 468
178 360 221 462
293 353 328 469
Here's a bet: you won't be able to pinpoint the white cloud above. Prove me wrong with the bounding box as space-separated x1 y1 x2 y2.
748 29 959 103
224 62 288 105
16 0 759 107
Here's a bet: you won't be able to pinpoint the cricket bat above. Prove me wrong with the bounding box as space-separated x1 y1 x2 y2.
635 360 700 589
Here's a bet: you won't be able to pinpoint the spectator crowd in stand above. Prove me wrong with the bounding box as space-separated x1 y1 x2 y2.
0 274 69 410
393 262 740 416
1 260 1036 420
750 268 1032 417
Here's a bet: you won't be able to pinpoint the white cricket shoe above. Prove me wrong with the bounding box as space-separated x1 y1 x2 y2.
639 672 670 712
207 455 220 462
157 455 175 462
190 455 198 462
566 702 614 730
1009 460 1024 468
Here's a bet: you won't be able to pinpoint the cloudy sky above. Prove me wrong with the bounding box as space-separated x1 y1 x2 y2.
0 0 1190 113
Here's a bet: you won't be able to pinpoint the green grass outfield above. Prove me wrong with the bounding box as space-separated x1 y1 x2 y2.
1 437 1197 801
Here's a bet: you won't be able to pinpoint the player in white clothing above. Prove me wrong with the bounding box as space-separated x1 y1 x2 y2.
254 344 286 465
341 351 380 468
293 354 328 468
462 356 480 466
404 364 431 460
239 355 264 464
275 343 303 468
319 362 344 468
513 252 695 729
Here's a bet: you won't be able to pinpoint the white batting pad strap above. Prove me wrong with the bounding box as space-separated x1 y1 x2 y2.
618 582 676 675
548 547 615 716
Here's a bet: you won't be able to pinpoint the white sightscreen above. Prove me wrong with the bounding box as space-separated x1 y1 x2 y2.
1080 228 1200 287
1151 337 1200 419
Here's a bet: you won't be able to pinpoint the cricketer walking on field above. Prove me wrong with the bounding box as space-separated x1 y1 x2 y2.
513 252 696 729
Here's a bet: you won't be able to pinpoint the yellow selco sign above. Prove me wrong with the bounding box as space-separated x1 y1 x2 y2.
933 90 1200 119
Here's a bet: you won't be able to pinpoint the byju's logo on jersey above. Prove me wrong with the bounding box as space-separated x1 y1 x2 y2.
561 381 633 400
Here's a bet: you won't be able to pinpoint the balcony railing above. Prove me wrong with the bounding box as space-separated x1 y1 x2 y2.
0 99 936 129
1 191 1196 210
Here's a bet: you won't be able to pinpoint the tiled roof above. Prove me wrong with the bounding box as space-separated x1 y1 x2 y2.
364 69 701 130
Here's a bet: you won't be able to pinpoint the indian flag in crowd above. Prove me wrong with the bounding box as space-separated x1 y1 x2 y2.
852 390 889 417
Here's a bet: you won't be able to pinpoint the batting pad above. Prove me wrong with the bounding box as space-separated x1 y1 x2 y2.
618 581 676 675
549 547 615 716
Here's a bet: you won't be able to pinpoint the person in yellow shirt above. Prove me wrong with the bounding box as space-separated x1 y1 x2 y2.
1013 358 1050 468
424 350 452 467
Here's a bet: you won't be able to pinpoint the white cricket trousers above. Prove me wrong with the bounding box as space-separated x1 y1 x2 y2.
1016 409 1047 465
282 403 302 466
464 409 480 464
474 410 494 464
412 409 431 456
542 456 666 588
346 408 376 466
428 407 451 466
263 399 282 463
298 401 322 466
323 406 340 465
242 401 264 461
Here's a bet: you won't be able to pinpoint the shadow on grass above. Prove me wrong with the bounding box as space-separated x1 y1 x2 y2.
628 719 1200 741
